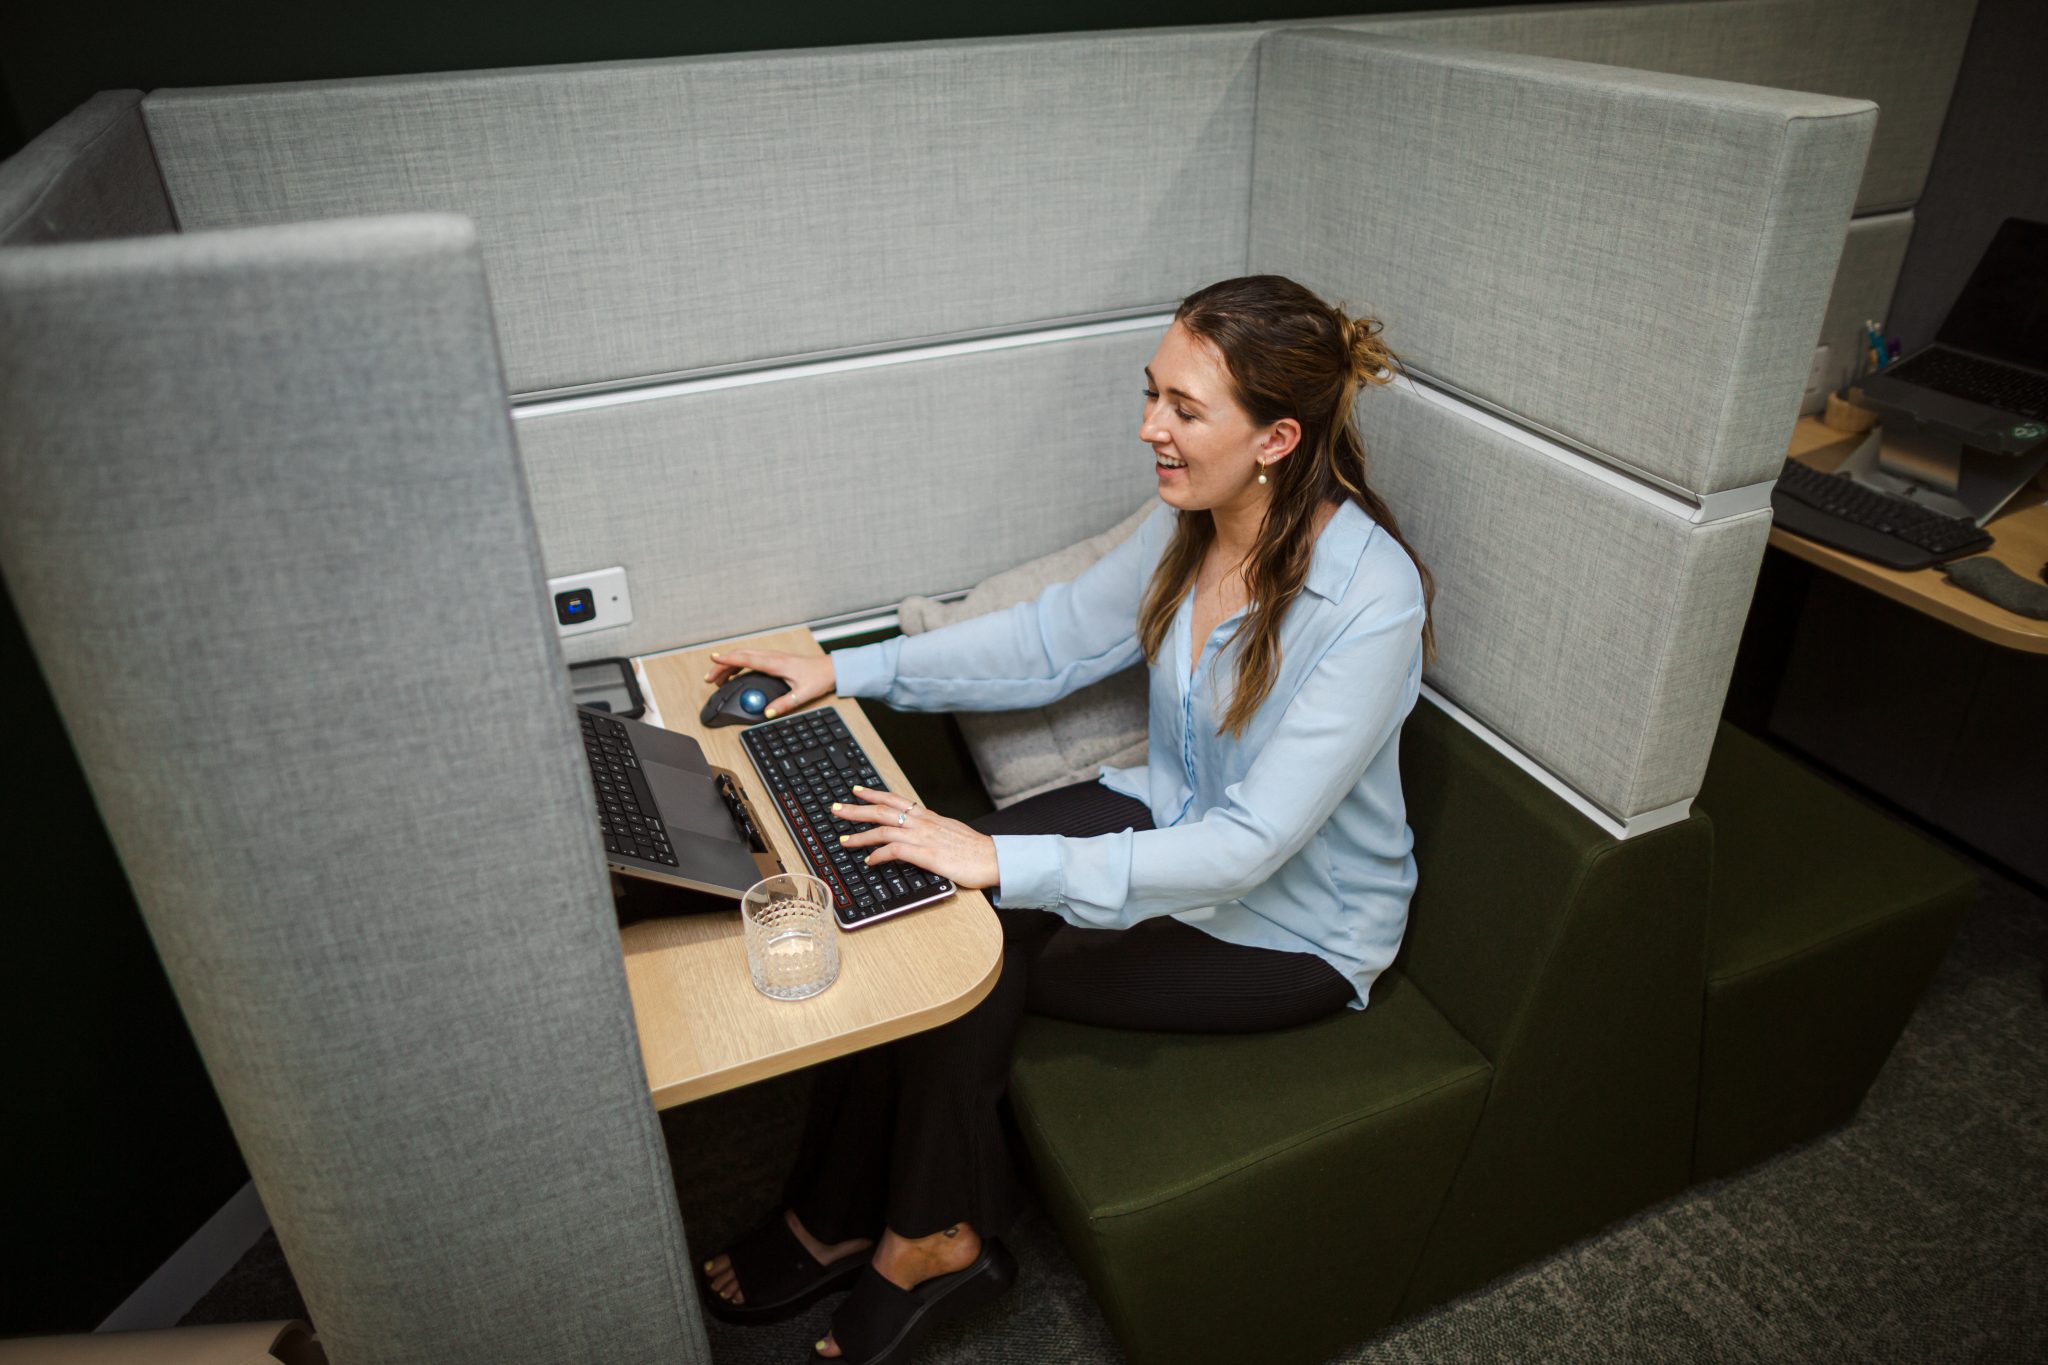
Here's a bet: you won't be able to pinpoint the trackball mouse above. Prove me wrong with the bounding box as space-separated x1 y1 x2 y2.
700 672 793 727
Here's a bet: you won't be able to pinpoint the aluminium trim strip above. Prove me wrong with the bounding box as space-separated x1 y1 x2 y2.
513 312 1175 420
1419 682 1692 841
1397 370 1775 525
98 1180 270 1332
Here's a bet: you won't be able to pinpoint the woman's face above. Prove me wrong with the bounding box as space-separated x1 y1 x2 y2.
1140 322 1295 516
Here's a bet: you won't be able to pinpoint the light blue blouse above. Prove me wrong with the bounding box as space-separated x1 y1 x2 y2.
830 498 1425 1008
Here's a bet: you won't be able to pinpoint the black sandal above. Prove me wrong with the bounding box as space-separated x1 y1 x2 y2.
700 1215 870 1325
816 1239 1017 1363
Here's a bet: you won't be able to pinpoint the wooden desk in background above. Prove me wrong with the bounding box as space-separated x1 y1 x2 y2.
618 627 1003 1108
1757 416 2048 889
1776 416 2048 654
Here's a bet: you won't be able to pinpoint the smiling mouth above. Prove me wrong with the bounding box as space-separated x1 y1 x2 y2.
1155 454 1187 469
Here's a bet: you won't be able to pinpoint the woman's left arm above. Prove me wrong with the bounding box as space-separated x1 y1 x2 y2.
990 597 1425 926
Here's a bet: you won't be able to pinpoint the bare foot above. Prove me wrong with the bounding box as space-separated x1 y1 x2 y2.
815 1222 982 1357
704 1209 872 1306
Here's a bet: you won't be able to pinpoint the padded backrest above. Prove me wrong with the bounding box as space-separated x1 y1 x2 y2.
512 326 1167 659
1253 32 1871 825
0 90 173 245
1344 0 1974 217
1254 30 1874 497
143 30 1264 396
0 216 704 1365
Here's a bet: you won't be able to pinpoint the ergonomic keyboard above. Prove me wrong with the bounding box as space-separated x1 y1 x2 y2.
739 706 956 929
1770 459 1993 571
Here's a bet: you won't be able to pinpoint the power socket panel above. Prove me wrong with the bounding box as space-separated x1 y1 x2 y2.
547 566 635 638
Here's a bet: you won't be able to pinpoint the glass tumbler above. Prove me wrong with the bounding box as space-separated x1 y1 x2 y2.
741 872 840 1001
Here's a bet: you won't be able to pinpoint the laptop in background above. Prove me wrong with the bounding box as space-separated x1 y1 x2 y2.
577 705 783 912
1861 217 2048 454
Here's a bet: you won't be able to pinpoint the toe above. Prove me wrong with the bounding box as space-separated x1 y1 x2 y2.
815 1335 840 1358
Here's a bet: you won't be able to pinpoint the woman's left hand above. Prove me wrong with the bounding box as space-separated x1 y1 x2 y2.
832 786 1000 891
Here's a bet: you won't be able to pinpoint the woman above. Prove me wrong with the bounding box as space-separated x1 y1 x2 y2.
698 275 1434 1364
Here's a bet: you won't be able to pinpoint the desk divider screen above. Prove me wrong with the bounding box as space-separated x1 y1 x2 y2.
0 216 706 1365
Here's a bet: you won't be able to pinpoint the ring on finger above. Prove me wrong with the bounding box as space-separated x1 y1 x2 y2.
896 810 909 827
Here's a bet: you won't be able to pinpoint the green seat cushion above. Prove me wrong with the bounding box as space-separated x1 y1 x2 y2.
1691 724 1975 1178
1392 701 1713 1313
1010 969 1489 1365
1698 722 1975 980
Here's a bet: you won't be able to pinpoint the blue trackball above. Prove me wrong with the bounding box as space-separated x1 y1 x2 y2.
739 687 768 715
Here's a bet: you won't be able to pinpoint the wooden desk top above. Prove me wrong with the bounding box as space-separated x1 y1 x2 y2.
620 628 1003 1107
1772 417 2048 654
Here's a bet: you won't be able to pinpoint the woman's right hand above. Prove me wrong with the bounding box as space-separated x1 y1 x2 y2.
703 648 837 720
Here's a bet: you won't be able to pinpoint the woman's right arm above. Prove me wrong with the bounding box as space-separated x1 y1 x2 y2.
709 504 1171 715
834 503 1172 713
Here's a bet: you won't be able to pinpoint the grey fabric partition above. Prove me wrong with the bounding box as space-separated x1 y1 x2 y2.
1252 32 1871 824
0 90 173 244
1360 383 1772 818
0 216 706 1365
1818 210 1916 399
1349 0 1974 216
143 30 1263 395
516 328 1166 662
1252 30 1875 498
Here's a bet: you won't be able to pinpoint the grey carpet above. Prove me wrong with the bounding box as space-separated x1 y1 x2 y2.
183 865 2048 1363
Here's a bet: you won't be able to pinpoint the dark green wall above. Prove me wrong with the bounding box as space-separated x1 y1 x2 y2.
2 0 1514 155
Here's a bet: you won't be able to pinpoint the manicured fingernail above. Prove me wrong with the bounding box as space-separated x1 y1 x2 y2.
830 802 842 811
764 708 777 718
815 1343 828 1355
863 855 874 865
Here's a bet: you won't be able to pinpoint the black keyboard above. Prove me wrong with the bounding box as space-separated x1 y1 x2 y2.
739 707 955 928
1771 460 1992 570
1886 349 2048 421
579 709 677 868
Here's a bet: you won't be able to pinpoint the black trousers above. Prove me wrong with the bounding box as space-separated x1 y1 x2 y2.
783 779 1355 1243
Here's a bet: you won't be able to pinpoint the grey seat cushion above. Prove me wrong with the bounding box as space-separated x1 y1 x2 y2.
897 501 1154 806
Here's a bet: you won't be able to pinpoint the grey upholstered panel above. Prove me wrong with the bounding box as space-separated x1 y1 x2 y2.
143 30 1260 395
1817 210 1915 401
0 90 173 244
516 328 1165 662
1252 31 1874 497
1340 0 1975 215
1362 383 1771 819
0 217 705 1365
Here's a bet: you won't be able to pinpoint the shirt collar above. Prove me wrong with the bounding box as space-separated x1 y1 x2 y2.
1303 498 1375 603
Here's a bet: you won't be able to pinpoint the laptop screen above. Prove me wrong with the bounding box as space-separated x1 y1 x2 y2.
1938 217 2048 369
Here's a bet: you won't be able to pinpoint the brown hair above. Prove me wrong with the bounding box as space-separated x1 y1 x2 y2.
1137 275 1435 737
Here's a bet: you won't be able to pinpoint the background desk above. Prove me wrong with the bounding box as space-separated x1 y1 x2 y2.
1730 417 2048 888
1777 416 2048 653
620 628 1003 1107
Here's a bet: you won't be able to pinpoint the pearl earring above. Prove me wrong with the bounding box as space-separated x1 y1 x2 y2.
1256 463 1268 486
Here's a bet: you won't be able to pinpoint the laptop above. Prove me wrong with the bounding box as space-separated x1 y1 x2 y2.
577 704 784 909
1860 217 2048 454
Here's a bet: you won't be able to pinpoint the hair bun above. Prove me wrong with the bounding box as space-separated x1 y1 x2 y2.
1339 310 1398 388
